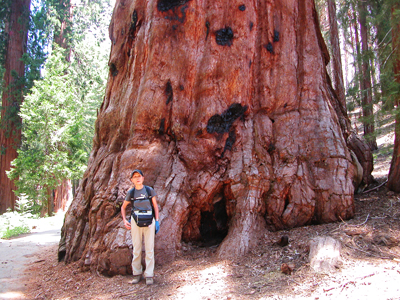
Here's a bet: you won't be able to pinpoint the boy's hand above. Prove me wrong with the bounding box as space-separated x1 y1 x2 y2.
124 219 131 230
155 220 160 234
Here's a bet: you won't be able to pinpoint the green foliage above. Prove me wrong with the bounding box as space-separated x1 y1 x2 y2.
0 196 41 238
0 209 32 239
1 225 30 239
1 0 50 145
8 43 107 208
24 0 53 89
0 71 26 136
0 0 12 69
7 0 111 210
15 194 40 214
335 0 400 144
8 47 76 206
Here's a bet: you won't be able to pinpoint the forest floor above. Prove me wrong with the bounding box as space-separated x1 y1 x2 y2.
16 127 400 299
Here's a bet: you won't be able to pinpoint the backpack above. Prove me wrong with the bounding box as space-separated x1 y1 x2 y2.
130 186 154 227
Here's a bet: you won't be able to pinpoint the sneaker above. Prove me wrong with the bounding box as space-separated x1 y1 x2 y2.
146 277 154 285
129 275 141 284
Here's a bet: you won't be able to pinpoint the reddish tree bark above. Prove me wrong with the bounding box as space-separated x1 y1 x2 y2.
54 179 72 212
0 0 31 213
59 0 364 275
388 4 400 192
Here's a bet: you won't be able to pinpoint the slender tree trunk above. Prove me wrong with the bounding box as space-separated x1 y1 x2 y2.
352 8 362 126
46 0 73 213
373 1 391 106
72 179 79 199
326 2 373 187
327 0 346 110
54 0 73 210
53 0 72 61
47 187 54 217
358 1 377 150
343 25 349 90
60 0 363 275
348 11 360 135
0 0 31 214
388 4 400 192
54 179 72 212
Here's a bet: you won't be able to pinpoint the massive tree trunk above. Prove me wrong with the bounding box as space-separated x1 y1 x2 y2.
60 0 362 276
0 0 31 214
388 4 400 192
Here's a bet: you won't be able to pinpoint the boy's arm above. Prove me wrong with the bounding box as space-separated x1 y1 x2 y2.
151 196 159 221
121 200 131 229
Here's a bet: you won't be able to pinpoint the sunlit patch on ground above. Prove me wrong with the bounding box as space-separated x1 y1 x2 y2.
173 263 229 299
283 260 400 300
0 291 26 299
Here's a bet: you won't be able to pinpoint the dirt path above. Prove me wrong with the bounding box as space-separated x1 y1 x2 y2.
0 214 64 300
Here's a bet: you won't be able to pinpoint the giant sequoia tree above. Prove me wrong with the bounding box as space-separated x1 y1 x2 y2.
60 0 368 276
0 0 31 213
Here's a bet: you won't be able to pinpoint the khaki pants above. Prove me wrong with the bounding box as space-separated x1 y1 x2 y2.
131 218 155 278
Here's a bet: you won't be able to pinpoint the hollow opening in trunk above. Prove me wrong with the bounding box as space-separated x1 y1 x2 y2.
199 195 229 247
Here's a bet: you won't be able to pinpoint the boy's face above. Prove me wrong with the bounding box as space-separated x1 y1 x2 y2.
131 173 144 186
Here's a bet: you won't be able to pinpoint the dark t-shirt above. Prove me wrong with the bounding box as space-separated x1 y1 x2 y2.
125 186 157 202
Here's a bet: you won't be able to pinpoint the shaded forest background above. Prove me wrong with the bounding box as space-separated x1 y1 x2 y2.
0 0 399 215
0 0 113 215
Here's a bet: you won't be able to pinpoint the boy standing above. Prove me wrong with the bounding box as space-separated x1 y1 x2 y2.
121 169 160 285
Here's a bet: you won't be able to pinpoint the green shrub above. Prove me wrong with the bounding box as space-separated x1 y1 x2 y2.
1 225 30 239
0 210 32 239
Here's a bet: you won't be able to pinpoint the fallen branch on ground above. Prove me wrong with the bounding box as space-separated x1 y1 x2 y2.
338 213 369 227
323 273 375 293
345 243 392 260
362 180 388 194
